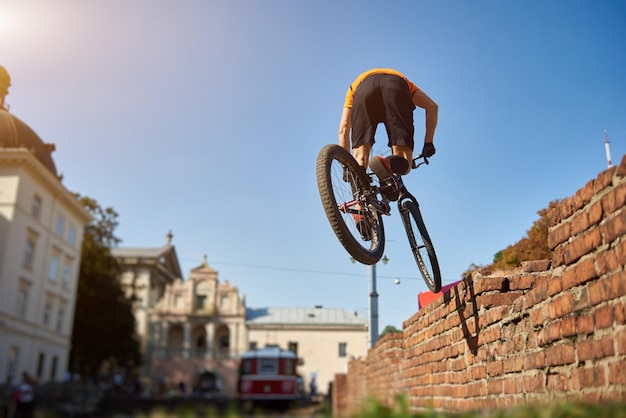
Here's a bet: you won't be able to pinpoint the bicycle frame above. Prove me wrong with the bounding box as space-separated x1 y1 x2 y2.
367 155 429 216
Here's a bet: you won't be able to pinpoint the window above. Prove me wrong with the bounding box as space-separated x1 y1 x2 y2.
23 237 36 269
50 356 58 381
49 254 60 282
31 195 42 219
43 297 53 326
15 286 28 318
339 342 347 357
173 294 182 308
249 341 258 351
61 258 72 289
195 295 207 310
259 358 278 375
7 347 19 379
55 215 65 236
288 341 298 356
37 352 45 378
284 358 294 375
196 335 206 350
242 359 252 374
67 225 76 246
56 305 65 332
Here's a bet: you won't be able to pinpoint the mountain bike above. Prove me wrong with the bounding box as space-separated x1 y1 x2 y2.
316 144 442 293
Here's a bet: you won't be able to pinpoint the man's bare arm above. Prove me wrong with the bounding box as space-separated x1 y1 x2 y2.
338 107 352 151
411 88 438 144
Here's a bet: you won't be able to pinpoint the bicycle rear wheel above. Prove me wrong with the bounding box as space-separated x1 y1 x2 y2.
316 144 385 265
400 200 442 292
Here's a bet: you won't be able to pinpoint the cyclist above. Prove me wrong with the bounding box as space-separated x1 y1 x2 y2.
338 68 438 200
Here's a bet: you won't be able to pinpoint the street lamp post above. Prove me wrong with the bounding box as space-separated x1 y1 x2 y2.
353 255 388 348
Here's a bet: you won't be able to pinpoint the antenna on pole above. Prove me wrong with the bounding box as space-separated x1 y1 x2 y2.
604 129 613 168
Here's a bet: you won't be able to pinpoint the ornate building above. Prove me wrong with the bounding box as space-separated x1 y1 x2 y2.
0 66 91 383
111 248 247 397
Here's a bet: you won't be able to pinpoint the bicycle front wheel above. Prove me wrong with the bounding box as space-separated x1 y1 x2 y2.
400 200 442 293
316 144 385 265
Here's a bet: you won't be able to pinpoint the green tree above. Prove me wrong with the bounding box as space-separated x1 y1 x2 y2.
379 325 401 338
69 196 140 376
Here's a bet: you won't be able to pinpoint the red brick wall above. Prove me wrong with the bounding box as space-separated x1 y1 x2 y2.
334 155 626 416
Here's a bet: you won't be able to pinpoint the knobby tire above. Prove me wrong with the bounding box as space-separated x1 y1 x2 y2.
400 200 442 293
316 144 385 265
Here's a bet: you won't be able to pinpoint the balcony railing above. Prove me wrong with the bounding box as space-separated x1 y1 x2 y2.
150 347 241 361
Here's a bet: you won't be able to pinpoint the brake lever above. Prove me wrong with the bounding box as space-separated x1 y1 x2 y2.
412 155 430 169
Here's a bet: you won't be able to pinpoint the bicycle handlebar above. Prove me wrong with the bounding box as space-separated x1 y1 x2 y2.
412 155 430 170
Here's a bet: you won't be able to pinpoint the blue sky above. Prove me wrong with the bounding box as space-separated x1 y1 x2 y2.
2 0 625 330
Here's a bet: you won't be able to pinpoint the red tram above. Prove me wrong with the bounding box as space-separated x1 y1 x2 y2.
238 345 301 407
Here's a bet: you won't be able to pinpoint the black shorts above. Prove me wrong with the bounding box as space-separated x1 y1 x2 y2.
351 74 415 150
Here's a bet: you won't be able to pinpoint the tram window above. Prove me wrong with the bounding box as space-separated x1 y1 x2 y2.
242 359 252 374
284 358 293 374
259 358 278 375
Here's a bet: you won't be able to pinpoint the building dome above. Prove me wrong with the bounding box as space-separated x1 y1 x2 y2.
0 109 58 177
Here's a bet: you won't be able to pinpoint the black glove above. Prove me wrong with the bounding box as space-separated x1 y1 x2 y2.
421 142 436 158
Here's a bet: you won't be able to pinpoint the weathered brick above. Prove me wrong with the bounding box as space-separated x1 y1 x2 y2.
578 179 596 206
503 378 523 394
617 328 626 355
476 293 522 310
503 356 523 373
589 272 626 305
510 275 536 290
562 228 602 265
524 279 549 309
545 343 575 366
571 211 590 236
588 200 603 226
617 240 626 267
548 205 563 228
547 372 569 391
577 336 615 361
561 316 577 338
548 277 562 296
523 374 545 393
615 300 626 325
561 257 597 290
595 167 616 193
597 248 619 276
548 293 574 319
549 221 572 250
601 183 626 215
577 314 595 335
594 305 614 329
521 260 551 273
572 286 590 312
617 154 626 178
572 366 606 389
486 359 503 377
552 245 566 267
601 208 626 244
523 351 546 370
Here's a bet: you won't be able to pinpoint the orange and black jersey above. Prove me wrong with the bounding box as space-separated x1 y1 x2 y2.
343 68 419 109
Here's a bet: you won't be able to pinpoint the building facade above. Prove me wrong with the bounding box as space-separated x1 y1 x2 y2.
112 247 369 399
0 69 91 384
246 306 368 397
111 250 248 397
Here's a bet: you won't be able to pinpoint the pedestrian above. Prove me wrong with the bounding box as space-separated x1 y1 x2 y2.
13 372 34 418
1 375 14 418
